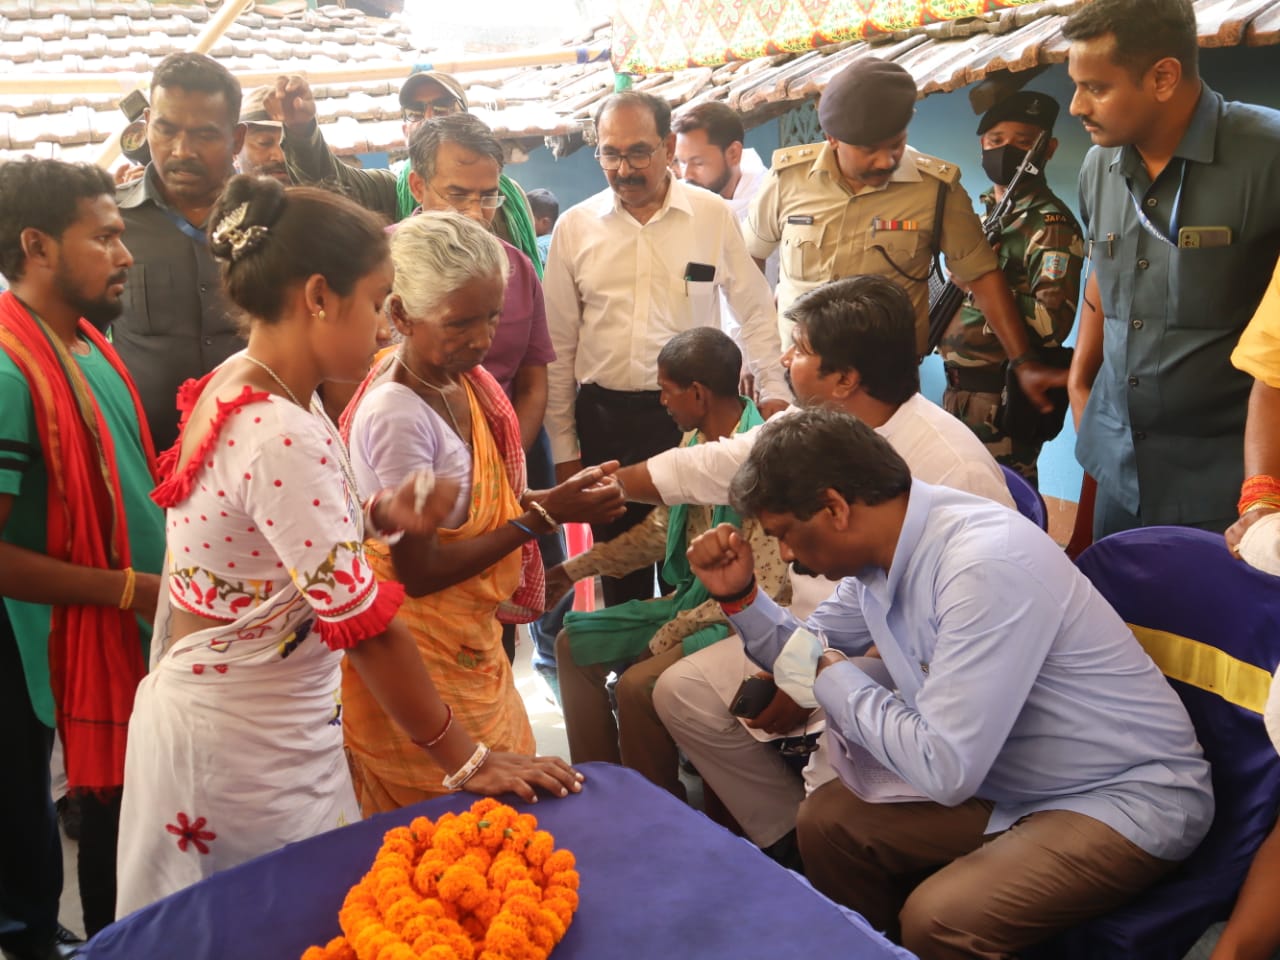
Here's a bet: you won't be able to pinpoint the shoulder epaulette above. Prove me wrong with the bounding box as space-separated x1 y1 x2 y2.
914 153 962 185
770 142 823 171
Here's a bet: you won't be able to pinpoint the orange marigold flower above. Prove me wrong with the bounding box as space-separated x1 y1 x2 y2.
504 878 542 902
542 849 575 875
437 863 489 911
523 832 554 868
299 947 327 960
541 896 574 929
375 943 416 960
383 896 421 933
471 798 502 818
374 883 414 916
421 946 457 960
544 870 580 892
408 816 436 849
527 921 556 952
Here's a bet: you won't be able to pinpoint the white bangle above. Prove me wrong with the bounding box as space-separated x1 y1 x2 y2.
527 499 559 532
442 742 490 791
363 489 405 545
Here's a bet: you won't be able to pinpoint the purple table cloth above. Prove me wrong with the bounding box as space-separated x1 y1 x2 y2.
83 763 914 959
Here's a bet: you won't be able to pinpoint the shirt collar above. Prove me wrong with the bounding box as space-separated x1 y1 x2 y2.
1110 82 1220 175
812 142 920 196
115 166 162 210
597 173 690 223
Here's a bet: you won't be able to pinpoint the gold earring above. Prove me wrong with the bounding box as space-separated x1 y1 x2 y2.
317 309 326 320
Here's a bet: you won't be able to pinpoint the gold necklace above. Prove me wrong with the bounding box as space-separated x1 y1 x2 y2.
394 350 471 448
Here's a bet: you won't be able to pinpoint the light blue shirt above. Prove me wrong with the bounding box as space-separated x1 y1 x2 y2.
729 479 1213 860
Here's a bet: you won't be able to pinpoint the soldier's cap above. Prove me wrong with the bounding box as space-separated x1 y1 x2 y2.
239 86 281 128
399 68 468 112
976 91 1059 136
818 58 917 146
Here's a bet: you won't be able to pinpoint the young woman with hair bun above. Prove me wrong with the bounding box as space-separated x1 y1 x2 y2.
116 176 583 914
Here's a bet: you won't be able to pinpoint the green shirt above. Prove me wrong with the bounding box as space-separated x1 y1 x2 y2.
0 341 166 725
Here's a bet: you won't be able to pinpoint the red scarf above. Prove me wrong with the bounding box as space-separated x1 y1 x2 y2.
0 292 156 792
341 353 545 623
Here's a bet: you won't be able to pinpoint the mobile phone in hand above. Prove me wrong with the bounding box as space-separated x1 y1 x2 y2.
730 675 777 719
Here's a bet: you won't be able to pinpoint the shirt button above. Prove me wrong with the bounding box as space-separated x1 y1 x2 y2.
1134 430 1147 441
1145 197 1157 208
203 337 213 346
1128 376 1140 388
1132 318 1144 330
199 282 209 293
1137 259 1150 270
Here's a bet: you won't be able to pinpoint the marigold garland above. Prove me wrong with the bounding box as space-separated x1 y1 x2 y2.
300 798 580 960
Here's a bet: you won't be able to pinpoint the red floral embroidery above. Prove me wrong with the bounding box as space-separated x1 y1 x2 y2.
166 812 216 854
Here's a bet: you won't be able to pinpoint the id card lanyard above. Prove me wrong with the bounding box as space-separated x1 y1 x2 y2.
158 204 209 245
1129 158 1187 248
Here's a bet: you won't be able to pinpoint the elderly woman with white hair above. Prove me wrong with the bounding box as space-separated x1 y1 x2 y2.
341 211 624 813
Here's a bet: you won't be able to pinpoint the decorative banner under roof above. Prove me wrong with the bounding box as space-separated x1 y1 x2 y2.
612 0 1044 74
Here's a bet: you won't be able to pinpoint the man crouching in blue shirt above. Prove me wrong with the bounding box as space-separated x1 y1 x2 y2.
685 406 1212 959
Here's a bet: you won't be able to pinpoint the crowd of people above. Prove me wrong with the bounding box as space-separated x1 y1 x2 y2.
2 0 1280 958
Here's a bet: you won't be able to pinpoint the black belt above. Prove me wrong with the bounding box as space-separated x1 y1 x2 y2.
578 382 663 409
943 363 1006 394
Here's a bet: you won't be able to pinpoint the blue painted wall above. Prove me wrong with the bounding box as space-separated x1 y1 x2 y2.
500 44 1280 502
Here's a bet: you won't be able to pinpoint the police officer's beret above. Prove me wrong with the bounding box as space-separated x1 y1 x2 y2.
818 58 917 146
976 91 1059 136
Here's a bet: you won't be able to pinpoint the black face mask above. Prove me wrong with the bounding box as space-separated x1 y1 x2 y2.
981 144 1030 187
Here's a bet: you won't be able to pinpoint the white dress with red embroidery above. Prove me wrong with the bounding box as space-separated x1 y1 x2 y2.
116 383 404 915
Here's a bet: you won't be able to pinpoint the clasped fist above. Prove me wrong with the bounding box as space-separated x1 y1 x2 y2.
686 523 755 598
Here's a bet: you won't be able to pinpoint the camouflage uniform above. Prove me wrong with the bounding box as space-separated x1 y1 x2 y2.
939 179 1084 485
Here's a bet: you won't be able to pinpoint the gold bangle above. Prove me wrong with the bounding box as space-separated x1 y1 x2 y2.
527 499 559 532
118 567 136 611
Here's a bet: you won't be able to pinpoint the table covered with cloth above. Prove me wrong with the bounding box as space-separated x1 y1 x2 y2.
81 763 915 959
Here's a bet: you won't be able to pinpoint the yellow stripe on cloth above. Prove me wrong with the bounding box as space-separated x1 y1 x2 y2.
1130 624 1272 714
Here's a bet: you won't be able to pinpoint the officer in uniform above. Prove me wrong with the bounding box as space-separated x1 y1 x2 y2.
939 92 1085 485
745 59 1062 416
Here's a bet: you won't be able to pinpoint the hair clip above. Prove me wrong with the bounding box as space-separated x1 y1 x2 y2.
212 202 269 262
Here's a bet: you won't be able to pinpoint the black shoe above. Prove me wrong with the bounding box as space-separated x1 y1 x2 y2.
0 926 83 960
55 796 82 843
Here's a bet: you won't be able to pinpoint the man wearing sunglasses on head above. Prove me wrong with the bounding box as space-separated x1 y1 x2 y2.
267 70 544 275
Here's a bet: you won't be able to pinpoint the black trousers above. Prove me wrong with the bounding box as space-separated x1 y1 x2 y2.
575 384 681 607
0 606 61 957
76 791 120 937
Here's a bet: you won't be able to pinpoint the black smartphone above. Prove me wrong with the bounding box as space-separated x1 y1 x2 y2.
684 261 716 283
730 675 777 719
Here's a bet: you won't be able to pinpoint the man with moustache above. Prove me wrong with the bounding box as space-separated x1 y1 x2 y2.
0 159 165 951
114 52 245 450
685 407 1210 956
746 59 1063 424
1063 0 1280 539
543 90 789 607
271 71 544 273
615 277 1014 865
236 86 290 185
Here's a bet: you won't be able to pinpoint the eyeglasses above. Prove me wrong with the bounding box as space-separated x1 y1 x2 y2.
428 181 506 212
594 143 662 171
403 99 463 125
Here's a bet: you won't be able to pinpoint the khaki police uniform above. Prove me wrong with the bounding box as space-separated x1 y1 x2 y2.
745 141 998 353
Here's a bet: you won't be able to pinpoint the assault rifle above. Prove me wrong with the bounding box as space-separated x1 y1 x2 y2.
925 130 1049 355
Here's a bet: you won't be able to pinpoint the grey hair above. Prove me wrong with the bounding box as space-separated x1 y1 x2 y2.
390 210 509 319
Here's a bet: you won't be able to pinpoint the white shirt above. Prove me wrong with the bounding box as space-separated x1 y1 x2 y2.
543 176 787 463
647 393 1015 510
729 149 779 291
